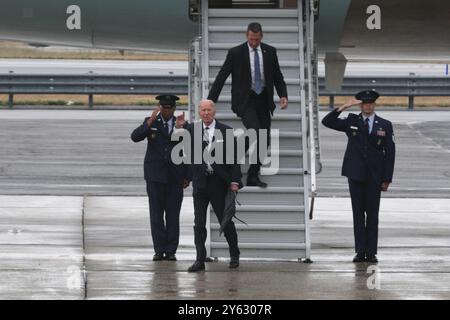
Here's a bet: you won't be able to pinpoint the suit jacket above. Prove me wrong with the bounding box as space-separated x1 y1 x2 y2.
131 114 187 184
184 120 243 191
207 42 288 117
322 109 396 185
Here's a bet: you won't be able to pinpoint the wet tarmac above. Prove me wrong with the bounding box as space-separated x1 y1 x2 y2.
0 195 449 300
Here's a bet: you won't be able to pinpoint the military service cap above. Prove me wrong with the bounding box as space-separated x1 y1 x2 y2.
156 94 179 108
355 90 380 103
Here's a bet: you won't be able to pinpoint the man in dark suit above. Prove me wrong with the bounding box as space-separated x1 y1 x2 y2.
131 95 190 262
176 100 243 272
322 90 396 263
207 22 288 188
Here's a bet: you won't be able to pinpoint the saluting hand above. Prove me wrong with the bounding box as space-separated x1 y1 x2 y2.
280 97 288 110
337 98 363 112
147 107 161 126
176 112 186 128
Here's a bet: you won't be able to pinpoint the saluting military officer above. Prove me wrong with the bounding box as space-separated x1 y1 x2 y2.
131 95 190 261
322 90 396 263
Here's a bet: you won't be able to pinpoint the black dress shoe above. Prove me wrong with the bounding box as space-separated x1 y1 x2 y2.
229 256 239 269
247 175 268 188
352 254 366 263
164 253 177 261
153 253 164 261
366 255 378 263
188 261 205 272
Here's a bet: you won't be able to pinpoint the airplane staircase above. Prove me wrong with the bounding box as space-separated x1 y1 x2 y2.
190 0 318 260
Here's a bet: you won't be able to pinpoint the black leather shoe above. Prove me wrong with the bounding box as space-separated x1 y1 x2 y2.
188 261 205 272
153 253 164 261
366 255 378 263
352 254 366 263
247 175 268 188
229 256 239 269
164 253 177 261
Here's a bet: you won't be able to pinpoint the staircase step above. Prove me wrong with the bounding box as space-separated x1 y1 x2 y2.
208 77 300 85
233 186 304 205
209 9 298 18
211 204 306 225
213 103 304 115
215 95 301 103
211 223 305 243
209 32 300 44
229 0 279 8
208 82 301 98
209 60 300 68
233 204 304 212
239 168 304 187
216 113 302 131
211 207 305 225
210 242 307 259
209 65 303 79
209 26 299 33
211 223 305 231
228 149 304 169
209 43 302 61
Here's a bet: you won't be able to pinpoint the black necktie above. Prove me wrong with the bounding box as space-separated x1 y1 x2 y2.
254 49 262 94
203 127 213 174
203 126 210 145
365 118 370 134
164 122 169 135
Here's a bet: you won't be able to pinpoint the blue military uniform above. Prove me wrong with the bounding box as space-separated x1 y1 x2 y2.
131 95 187 259
322 90 396 260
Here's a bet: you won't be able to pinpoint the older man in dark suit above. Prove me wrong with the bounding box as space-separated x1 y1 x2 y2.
176 100 243 272
208 22 288 188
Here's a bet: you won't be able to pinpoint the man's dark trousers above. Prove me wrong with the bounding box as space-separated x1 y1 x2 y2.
193 174 240 262
348 172 381 256
146 180 183 255
242 89 271 176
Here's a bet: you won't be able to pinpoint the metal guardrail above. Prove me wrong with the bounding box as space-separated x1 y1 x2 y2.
320 76 450 110
1 74 449 109
0 74 188 108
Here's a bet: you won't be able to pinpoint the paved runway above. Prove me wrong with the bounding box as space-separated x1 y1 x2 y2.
0 59 188 76
0 195 449 300
0 59 448 76
318 110 450 198
0 109 448 197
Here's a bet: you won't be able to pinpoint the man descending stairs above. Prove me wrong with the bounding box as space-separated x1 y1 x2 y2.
195 0 316 260
207 21 289 188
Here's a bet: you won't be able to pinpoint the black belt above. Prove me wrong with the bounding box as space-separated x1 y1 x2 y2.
250 88 267 97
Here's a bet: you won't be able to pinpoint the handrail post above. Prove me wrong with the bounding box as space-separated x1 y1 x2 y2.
408 95 414 111
8 94 14 109
89 94 94 109
408 73 415 111
329 95 334 110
